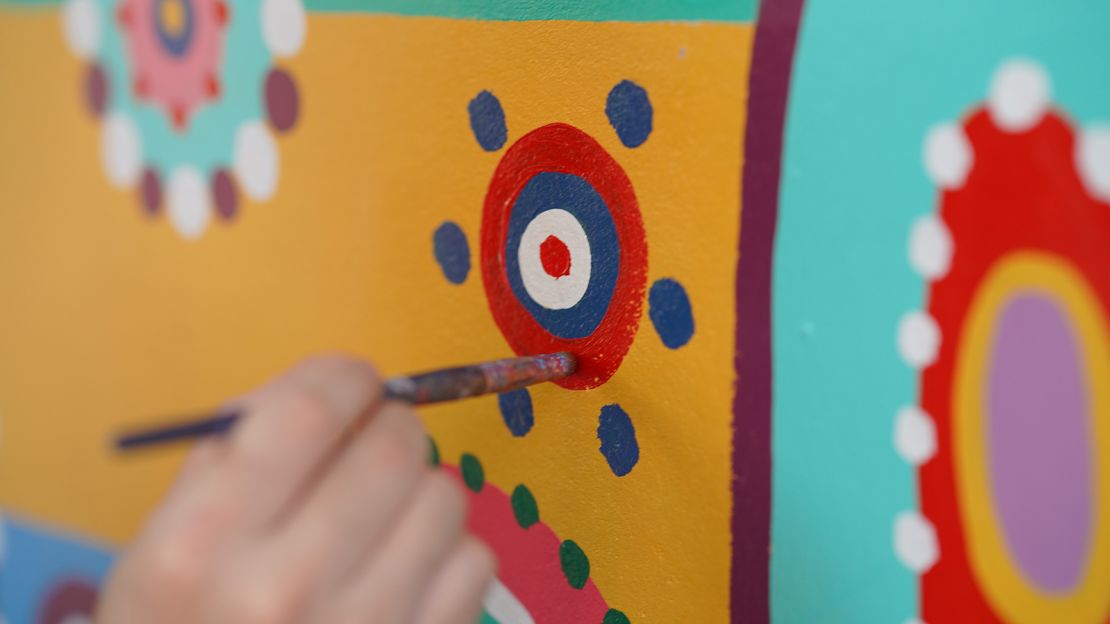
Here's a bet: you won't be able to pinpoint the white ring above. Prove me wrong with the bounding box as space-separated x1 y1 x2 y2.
517 209 592 311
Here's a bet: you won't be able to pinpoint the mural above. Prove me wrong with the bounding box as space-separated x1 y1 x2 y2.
1 0 1108 622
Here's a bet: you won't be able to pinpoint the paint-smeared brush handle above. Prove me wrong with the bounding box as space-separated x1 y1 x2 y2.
115 352 576 451
383 352 576 403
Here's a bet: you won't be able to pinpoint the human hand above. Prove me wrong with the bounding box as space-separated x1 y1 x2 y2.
97 355 495 624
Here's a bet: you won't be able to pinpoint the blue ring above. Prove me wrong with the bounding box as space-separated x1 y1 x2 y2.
153 0 195 58
504 172 620 340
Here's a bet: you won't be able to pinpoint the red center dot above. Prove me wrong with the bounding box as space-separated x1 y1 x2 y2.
540 235 572 278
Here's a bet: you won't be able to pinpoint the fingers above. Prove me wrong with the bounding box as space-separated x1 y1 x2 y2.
276 401 430 580
213 355 383 528
413 536 497 624
325 471 470 623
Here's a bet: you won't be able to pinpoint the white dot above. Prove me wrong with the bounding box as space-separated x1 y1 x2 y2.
908 214 953 280
233 121 279 201
167 167 211 240
518 209 592 311
261 0 306 58
894 405 937 466
898 311 941 369
61 0 100 59
1077 125 1110 203
59 616 92 624
923 123 973 189
894 511 939 572
988 59 1051 133
904 619 926 624
100 113 142 188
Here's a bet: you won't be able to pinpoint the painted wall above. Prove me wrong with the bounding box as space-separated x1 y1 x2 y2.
0 1 1108 623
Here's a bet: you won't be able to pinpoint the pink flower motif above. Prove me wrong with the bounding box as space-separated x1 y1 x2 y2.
117 0 229 130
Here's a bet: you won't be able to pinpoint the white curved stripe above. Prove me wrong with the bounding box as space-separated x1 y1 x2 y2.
518 208 591 310
483 578 535 624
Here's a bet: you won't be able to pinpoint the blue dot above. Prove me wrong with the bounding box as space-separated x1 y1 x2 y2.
468 90 507 152
433 221 470 285
597 404 639 477
605 80 653 148
498 388 534 437
649 278 695 349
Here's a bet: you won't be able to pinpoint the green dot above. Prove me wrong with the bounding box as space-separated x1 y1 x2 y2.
603 608 630 621
510 484 539 528
460 453 484 492
427 436 440 467
602 609 630 624
559 540 590 589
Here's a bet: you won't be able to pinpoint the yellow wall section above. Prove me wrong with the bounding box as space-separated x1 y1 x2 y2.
0 12 751 622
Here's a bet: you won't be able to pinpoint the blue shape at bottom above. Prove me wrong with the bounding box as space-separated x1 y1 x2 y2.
1 513 115 624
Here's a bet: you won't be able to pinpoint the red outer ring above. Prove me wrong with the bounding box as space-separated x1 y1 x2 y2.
481 123 647 390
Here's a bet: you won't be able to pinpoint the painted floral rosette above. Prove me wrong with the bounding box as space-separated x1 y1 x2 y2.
61 0 304 239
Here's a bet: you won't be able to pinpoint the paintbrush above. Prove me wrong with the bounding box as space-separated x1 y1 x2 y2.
114 352 576 451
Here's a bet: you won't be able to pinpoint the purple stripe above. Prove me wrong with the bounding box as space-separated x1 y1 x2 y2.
732 0 805 621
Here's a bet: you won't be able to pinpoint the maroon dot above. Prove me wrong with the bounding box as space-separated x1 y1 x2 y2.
212 168 238 220
37 578 98 624
84 63 108 117
140 168 162 216
540 235 572 278
264 68 299 133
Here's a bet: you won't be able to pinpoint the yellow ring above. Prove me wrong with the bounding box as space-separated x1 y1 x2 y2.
955 251 1110 622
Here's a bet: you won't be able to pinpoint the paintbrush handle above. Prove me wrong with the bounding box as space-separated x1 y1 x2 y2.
115 352 576 451
383 352 576 403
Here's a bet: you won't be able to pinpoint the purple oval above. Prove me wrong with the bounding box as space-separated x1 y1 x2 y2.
265 68 299 133
987 294 1094 592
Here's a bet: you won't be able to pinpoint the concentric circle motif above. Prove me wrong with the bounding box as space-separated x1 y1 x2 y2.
912 60 1110 624
481 123 648 389
62 0 304 239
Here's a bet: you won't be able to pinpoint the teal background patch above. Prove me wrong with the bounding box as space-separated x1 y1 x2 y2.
96 0 269 176
773 1 1110 622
